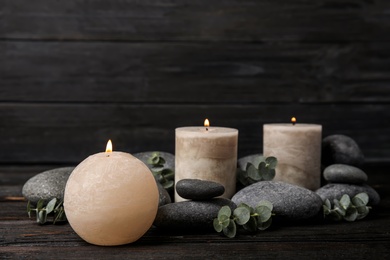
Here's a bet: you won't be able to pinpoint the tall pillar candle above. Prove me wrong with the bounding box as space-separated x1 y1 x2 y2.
175 120 238 202
263 119 322 190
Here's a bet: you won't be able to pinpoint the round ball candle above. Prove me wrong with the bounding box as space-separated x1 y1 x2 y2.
263 118 322 190
64 140 159 246
175 119 238 202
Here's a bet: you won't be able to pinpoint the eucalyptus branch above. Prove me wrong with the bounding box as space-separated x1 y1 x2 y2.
323 193 371 222
147 152 175 191
213 201 274 238
27 198 67 225
237 156 277 187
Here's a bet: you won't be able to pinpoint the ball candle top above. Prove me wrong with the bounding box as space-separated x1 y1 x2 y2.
64 140 159 246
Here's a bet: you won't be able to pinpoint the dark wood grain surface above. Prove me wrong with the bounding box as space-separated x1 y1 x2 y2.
1 1 390 165
1 164 389 259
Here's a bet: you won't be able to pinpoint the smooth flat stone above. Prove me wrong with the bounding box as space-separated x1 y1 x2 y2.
322 135 364 167
176 179 225 200
316 183 380 205
324 164 368 184
22 167 75 204
153 198 236 230
232 181 323 220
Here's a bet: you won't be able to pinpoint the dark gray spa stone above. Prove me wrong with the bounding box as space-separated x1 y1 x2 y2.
153 198 236 230
323 164 368 184
133 151 175 171
176 179 225 200
232 181 323 220
322 135 364 167
22 167 75 204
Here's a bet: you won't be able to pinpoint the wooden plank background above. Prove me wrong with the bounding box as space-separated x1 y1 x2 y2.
1 0 390 164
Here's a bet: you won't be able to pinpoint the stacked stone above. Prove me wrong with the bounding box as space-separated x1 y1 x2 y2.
316 135 380 205
153 179 236 230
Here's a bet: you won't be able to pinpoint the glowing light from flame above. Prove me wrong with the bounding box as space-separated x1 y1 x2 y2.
291 117 297 125
106 139 113 153
204 118 210 128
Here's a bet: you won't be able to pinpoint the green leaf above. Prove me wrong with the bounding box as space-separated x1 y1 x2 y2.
247 164 261 181
162 180 174 189
352 193 369 206
257 217 272 231
45 198 57 214
213 218 223 232
356 205 369 215
27 201 32 218
223 219 237 238
329 210 343 221
323 205 330 215
257 200 273 212
53 208 67 224
255 205 272 222
265 157 278 169
324 199 331 209
242 216 257 232
238 203 255 214
36 199 45 210
344 207 358 222
38 210 47 224
333 200 346 216
340 194 351 210
262 168 275 181
233 207 251 225
218 206 232 219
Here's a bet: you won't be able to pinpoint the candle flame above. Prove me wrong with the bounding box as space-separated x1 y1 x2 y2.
291 117 297 125
204 118 210 128
106 139 113 153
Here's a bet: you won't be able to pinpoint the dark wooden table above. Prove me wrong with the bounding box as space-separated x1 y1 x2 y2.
1 164 389 259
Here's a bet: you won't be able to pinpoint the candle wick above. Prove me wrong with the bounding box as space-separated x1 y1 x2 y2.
292 122 296 126
206 127 208 131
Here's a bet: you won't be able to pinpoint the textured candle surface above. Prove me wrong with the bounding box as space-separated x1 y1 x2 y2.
263 124 322 190
175 127 238 202
64 151 159 246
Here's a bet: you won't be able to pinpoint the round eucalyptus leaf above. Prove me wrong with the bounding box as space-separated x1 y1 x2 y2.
243 216 257 232
38 210 47 224
218 206 232 219
162 180 174 189
223 219 237 238
255 206 272 222
37 199 45 211
213 218 223 232
353 193 369 206
257 217 272 231
325 199 331 209
356 205 369 214
334 207 346 217
329 211 342 221
257 200 273 211
233 207 251 225
344 207 358 222
247 164 261 181
262 168 275 181
238 203 254 214
340 194 351 210
265 156 278 168
45 198 57 214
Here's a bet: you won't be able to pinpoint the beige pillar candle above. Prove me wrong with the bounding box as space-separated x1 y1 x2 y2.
263 118 322 190
175 119 238 202
64 140 159 246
